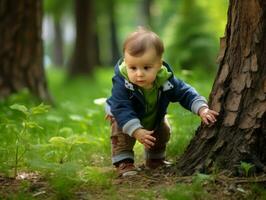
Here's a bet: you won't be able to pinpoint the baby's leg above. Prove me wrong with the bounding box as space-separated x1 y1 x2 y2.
107 115 138 176
107 115 136 165
145 118 171 168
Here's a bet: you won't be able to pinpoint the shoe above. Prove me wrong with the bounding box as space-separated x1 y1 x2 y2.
117 162 137 177
146 158 172 169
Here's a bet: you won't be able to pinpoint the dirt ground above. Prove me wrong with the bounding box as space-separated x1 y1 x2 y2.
1 167 266 200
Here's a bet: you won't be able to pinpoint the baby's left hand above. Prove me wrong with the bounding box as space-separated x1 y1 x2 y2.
198 107 219 126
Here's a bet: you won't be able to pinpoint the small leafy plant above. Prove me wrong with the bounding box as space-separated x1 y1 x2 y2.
47 134 93 164
240 161 254 177
9 103 50 177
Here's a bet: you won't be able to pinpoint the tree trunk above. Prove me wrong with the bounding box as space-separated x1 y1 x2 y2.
107 0 120 65
69 0 96 76
0 0 51 101
139 0 153 28
178 0 266 176
93 28 101 67
53 19 64 67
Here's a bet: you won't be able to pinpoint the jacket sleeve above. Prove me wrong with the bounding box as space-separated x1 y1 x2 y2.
168 77 208 114
107 75 143 136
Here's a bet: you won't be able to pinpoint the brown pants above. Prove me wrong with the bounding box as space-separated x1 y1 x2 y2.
107 116 171 164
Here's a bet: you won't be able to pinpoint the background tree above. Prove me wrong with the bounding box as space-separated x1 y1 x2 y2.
178 0 266 175
166 0 217 70
139 0 153 28
0 0 50 101
44 0 72 67
68 0 99 76
106 0 120 65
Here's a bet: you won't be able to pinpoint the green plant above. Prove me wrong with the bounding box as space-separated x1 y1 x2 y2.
248 184 266 200
164 173 211 200
192 173 215 185
163 182 208 200
47 134 96 164
49 162 81 200
240 161 254 177
9 103 50 177
79 166 113 188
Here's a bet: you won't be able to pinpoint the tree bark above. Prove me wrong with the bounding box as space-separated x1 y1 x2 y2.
178 0 266 176
0 0 51 101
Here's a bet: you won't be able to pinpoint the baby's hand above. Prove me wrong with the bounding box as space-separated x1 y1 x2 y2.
198 107 219 126
132 128 156 149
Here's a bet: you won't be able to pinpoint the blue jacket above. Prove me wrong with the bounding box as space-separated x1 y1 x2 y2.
106 60 208 136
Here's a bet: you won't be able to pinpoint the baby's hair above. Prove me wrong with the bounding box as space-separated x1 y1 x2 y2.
123 27 164 57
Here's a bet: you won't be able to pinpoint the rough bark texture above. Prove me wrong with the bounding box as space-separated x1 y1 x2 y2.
69 0 96 76
178 0 266 176
0 0 51 101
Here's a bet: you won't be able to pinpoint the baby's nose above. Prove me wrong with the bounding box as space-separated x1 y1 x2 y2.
136 69 144 76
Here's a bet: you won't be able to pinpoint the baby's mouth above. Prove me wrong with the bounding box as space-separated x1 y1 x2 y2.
136 80 145 83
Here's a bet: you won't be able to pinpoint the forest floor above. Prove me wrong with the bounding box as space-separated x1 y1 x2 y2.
1 164 266 200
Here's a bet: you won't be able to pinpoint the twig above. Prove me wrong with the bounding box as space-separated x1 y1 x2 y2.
32 191 46 197
217 175 266 184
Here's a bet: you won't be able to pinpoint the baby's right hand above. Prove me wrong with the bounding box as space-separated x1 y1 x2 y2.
132 128 156 149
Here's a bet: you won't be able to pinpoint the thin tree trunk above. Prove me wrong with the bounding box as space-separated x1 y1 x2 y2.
0 0 51 101
53 20 64 67
69 0 96 76
93 29 101 67
108 0 120 65
178 0 266 176
140 0 153 28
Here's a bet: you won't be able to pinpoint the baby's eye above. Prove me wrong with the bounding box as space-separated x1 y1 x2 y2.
129 66 136 71
144 66 151 70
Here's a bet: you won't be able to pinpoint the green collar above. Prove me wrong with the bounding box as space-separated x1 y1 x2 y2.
119 61 172 88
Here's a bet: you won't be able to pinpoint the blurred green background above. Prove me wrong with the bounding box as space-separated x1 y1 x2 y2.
43 0 228 72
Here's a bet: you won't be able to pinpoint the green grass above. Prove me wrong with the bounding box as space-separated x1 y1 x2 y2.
0 66 215 198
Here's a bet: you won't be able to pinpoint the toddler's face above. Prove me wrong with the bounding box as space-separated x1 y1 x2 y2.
124 47 162 89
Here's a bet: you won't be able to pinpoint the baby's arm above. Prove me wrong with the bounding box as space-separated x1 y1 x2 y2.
169 77 219 125
132 128 156 149
198 107 219 125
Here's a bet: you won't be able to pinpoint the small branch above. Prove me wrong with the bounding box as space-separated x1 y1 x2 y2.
217 175 266 184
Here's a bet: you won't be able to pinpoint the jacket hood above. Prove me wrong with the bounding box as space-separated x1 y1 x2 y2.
114 59 174 88
114 58 174 75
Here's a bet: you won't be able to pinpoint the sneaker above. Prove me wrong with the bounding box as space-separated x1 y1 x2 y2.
117 162 137 177
146 159 172 169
